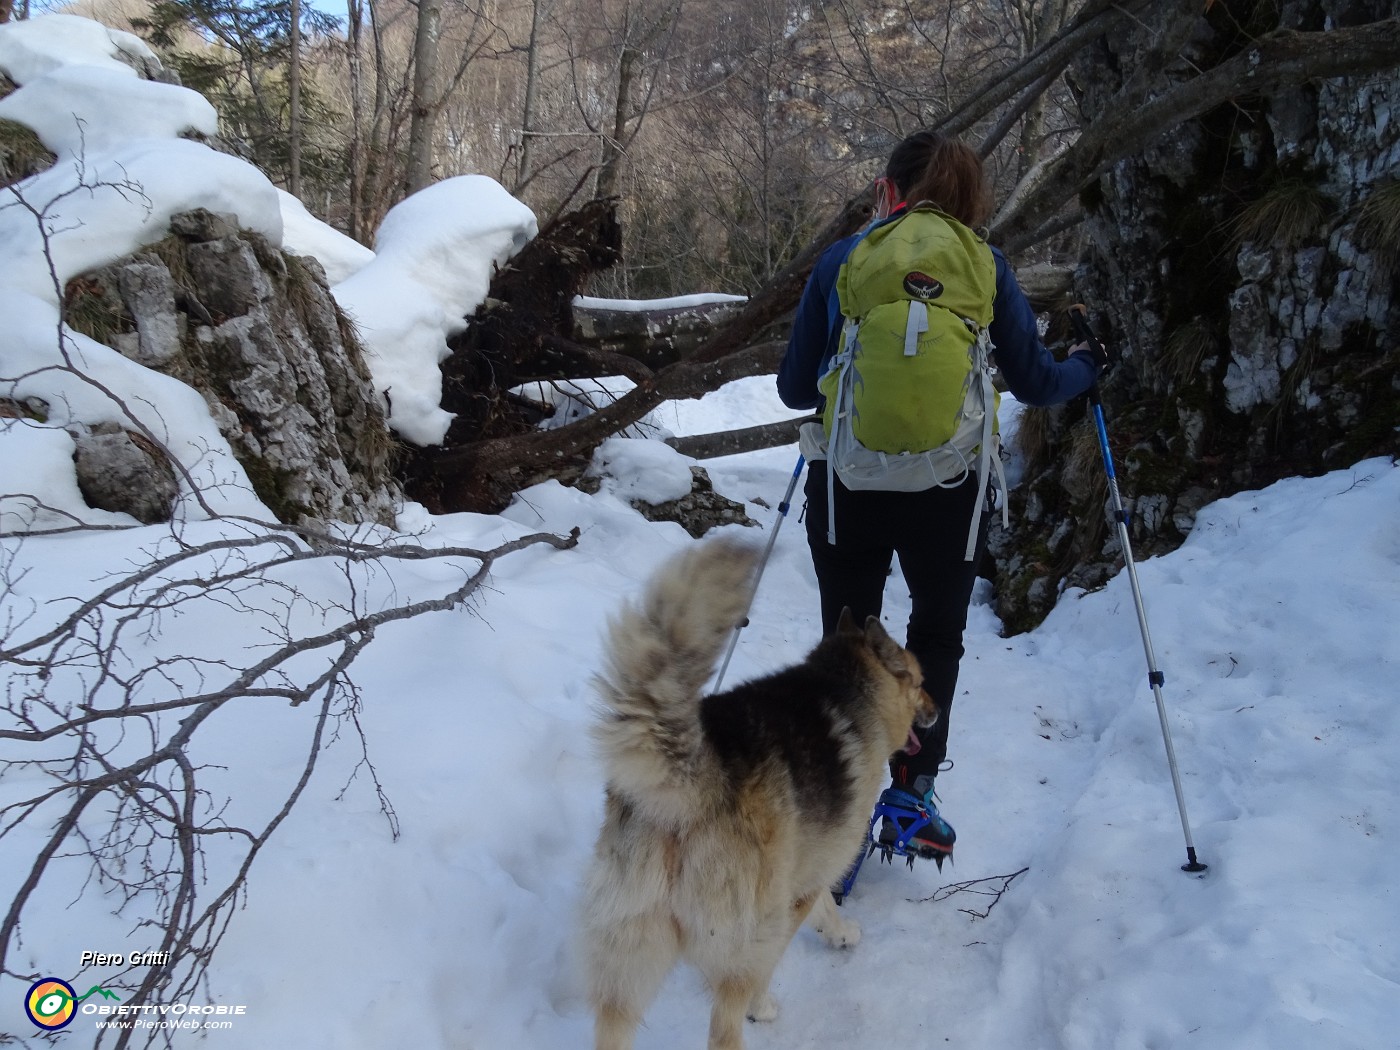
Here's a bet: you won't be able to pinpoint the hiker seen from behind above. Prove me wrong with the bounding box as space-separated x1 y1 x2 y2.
777 128 1107 873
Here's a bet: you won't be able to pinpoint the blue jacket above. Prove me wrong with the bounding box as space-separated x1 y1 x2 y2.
777 224 1098 411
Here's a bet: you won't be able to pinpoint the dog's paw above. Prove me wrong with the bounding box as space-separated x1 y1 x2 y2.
746 991 779 1023
814 913 861 948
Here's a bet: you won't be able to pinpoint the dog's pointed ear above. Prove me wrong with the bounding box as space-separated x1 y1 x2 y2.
836 606 863 638
863 615 913 678
861 614 895 648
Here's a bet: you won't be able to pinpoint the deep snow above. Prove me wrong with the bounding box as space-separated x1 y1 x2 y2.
2 14 1398 1050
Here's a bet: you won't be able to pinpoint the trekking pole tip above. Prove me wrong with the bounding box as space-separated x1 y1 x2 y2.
1181 847 1208 874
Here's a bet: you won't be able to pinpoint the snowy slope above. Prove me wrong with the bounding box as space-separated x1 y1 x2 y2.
4 419 1397 1048
2 13 1398 1050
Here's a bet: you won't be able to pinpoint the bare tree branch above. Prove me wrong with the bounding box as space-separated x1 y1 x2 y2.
1 166 583 1048
913 866 1030 920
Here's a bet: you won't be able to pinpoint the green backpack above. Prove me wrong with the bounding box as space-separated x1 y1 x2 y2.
797 204 1007 558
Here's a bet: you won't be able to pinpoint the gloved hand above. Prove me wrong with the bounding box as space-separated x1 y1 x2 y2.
1071 336 1112 375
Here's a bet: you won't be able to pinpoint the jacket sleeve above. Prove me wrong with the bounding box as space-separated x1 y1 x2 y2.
777 236 858 410
987 247 1099 407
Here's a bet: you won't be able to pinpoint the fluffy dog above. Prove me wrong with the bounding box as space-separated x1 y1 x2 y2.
580 536 938 1050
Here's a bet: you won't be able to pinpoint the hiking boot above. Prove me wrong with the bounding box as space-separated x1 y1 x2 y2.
875 775 955 864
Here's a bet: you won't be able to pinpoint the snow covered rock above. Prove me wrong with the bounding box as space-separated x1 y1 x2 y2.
66 211 401 526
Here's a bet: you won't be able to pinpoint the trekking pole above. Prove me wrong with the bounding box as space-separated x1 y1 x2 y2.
1068 305 1207 874
712 454 806 694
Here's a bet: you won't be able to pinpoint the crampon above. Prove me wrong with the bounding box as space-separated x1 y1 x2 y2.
834 788 954 903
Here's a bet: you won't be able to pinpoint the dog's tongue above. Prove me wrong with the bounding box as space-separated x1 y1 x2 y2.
903 728 922 755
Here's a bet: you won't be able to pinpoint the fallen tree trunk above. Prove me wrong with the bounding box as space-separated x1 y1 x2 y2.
397 198 624 510
573 297 748 368
664 414 817 460
1017 262 1075 313
420 338 795 511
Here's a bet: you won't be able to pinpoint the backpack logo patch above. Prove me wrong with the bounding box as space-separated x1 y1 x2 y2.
903 271 944 300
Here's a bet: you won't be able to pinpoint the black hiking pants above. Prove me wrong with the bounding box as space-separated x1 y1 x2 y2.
803 461 989 788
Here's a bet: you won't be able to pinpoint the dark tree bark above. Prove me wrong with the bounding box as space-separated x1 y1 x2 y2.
572 299 747 370
397 197 623 511
405 0 443 195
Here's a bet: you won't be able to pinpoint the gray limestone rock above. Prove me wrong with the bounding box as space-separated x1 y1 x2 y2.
64 213 400 528
72 423 179 524
992 0 1398 635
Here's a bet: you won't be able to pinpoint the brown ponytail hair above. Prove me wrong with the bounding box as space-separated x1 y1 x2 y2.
885 130 994 230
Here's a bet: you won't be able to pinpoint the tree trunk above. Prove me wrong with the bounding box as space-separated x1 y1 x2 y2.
346 0 365 241
288 0 302 197
1019 0 1070 177
991 0 1400 635
572 298 748 369
406 0 443 194
595 40 638 201
665 415 817 461
591 0 679 204
397 198 625 511
364 0 395 231
515 0 545 194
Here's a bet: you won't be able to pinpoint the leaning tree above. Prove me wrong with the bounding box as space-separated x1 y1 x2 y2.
396 0 1400 634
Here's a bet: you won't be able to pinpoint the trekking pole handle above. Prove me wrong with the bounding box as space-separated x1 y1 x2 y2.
1068 304 1112 402
1070 304 1121 486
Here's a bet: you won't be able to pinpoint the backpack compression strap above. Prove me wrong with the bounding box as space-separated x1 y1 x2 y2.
963 326 1009 561
825 318 861 545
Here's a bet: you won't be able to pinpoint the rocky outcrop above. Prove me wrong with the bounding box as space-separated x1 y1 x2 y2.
65 209 401 527
993 0 1399 634
0 113 52 186
1 73 56 186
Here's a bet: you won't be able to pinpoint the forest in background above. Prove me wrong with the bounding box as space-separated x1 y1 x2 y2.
3 0 1396 632
14 0 1089 297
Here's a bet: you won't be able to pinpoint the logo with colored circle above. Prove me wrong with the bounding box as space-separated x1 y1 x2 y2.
903 271 944 301
26 978 78 1030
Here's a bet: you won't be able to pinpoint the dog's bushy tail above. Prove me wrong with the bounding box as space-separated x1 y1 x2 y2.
593 537 760 824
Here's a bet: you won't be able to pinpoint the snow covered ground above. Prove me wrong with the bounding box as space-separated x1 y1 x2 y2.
3 13 1399 1050
5 405 1398 1049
